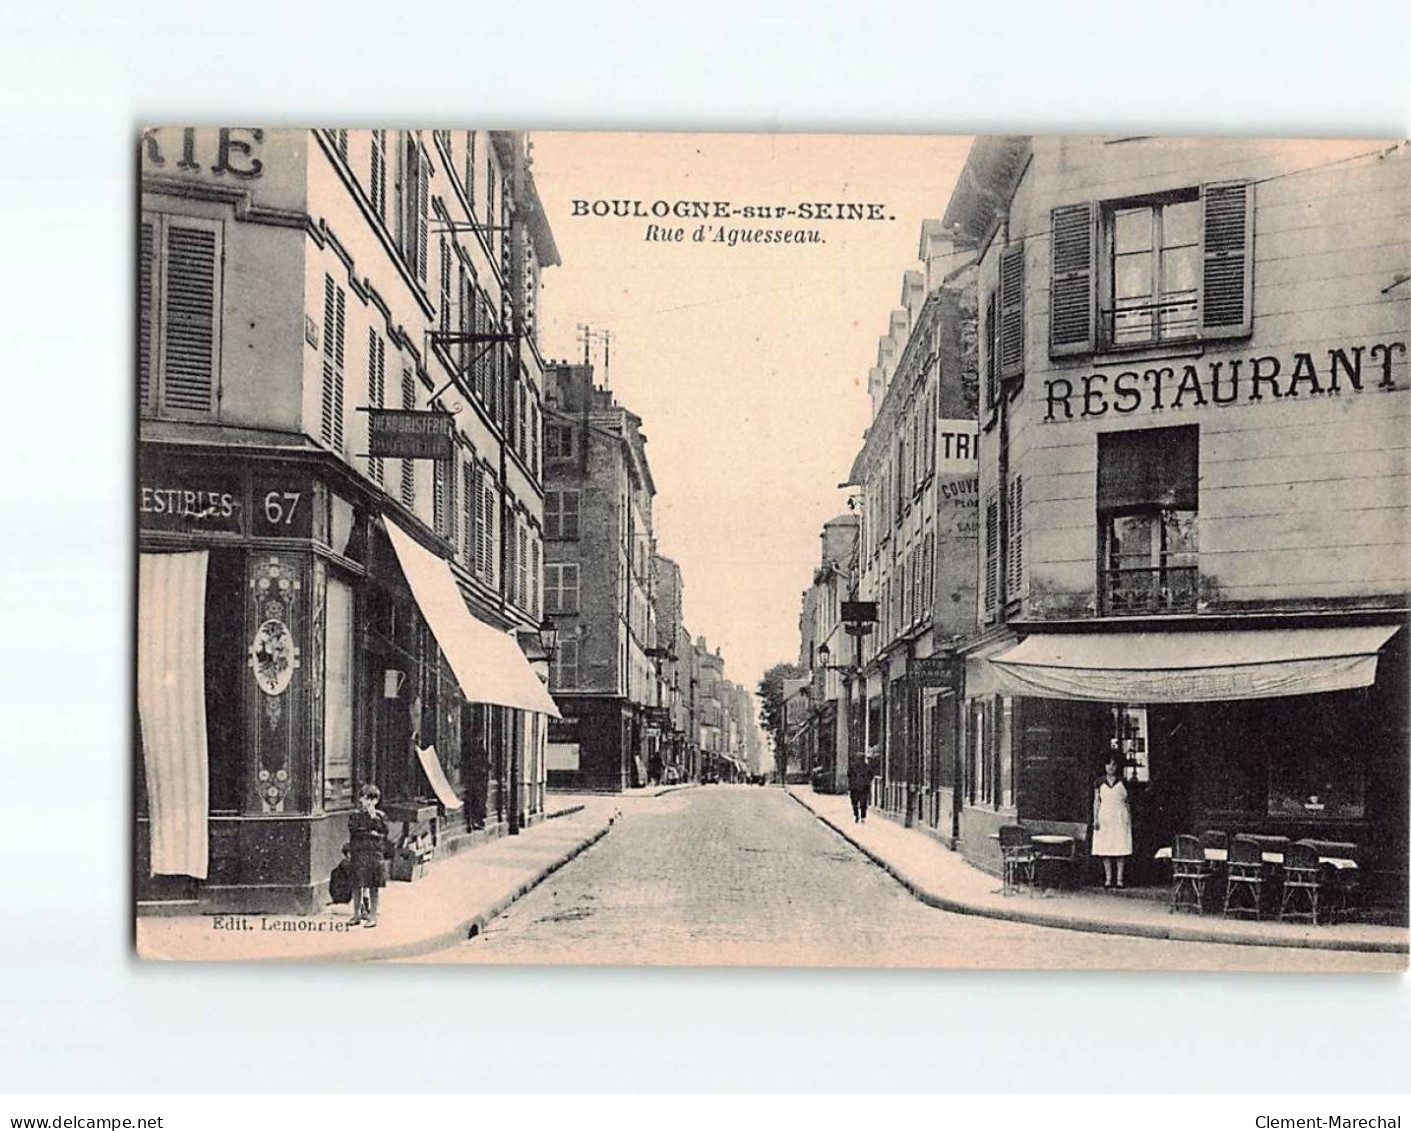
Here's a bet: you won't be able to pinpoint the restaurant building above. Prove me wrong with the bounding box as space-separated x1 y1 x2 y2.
954 136 1409 902
843 222 980 838
137 128 561 913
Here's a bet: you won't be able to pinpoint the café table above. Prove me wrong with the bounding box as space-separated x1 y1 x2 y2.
1153 845 1358 870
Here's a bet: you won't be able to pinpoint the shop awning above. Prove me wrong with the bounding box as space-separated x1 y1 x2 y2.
385 519 560 718
988 626 1401 703
416 745 463 810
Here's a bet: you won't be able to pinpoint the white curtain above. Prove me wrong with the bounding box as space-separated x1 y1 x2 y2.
138 552 210 879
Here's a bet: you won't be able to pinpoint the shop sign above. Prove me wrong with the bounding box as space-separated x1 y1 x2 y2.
936 418 979 472
1043 340 1407 423
139 474 244 534
937 474 979 538
909 656 958 686
841 600 878 625
367 409 455 460
140 127 265 179
251 474 314 539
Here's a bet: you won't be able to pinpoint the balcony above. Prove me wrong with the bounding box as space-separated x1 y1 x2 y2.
1100 566 1198 616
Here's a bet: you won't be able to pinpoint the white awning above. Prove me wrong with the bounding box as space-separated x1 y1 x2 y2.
416 745 463 810
989 626 1400 703
385 519 561 718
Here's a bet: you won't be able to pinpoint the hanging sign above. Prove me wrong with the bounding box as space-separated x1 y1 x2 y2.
367 409 455 459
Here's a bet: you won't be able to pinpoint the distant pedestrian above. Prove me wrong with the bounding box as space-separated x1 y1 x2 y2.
346 783 392 927
847 752 876 823
1092 758 1133 888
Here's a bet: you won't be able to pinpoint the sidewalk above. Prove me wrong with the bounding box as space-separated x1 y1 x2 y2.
136 797 618 963
788 787 1409 957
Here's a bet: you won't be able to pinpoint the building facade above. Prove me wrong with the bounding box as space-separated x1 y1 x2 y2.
844 222 981 838
542 362 660 790
795 515 859 792
137 128 560 913
955 136 1409 900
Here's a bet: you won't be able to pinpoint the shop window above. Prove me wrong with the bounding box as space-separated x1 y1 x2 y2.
1097 425 1199 615
204 549 246 814
545 489 581 539
1050 183 1252 357
1266 692 1366 820
138 213 222 420
323 575 355 809
545 562 579 615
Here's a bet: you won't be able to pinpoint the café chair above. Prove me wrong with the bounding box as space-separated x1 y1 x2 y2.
1223 835 1265 919
998 825 1036 896
1279 840 1323 924
1169 834 1208 915
1200 830 1229 853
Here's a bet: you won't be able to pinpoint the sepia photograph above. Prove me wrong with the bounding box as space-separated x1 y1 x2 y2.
133 127 1410 973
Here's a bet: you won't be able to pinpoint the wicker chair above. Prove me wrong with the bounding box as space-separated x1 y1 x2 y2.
1170 834 1209 915
1223 835 1266 919
1279 840 1323 924
998 825 1036 896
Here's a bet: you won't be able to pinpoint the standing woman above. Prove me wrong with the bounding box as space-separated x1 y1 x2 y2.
347 783 391 927
1092 758 1133 888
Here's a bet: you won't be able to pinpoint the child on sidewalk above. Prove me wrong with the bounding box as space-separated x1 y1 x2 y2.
346 783 392 928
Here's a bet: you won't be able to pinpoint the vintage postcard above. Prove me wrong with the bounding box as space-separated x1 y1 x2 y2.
134 129 1409 970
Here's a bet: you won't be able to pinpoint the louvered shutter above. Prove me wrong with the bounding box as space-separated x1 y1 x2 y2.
433 456 445 536
320 276 345 451
1007 476 1024 598
983 290 998 414
1050 203 1097 356
471 289 486 402
370 131 386 220
138 218 158 413
1200 181 1253 339
438 235 451 333
998 243 1025 380
983 495 999 618
416 149 430 285
161 222 220 415
468 459 485 561
367 329 384 485
483 483 497 587
400 369 416 507
458 266 472 376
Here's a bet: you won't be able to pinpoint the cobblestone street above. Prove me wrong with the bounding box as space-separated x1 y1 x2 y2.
422 786 1402 971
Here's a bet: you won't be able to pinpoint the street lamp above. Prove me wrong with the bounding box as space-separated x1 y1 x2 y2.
537 615 560 662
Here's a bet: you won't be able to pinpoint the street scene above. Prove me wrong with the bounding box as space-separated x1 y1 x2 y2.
134 129 1409 970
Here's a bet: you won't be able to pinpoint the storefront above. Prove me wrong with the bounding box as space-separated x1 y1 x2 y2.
977 620 1408 897
136 445 556 914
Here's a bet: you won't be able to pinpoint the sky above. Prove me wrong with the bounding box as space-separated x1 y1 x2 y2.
533 132 974 695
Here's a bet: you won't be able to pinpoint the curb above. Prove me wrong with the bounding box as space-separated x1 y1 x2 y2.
206 820 614 965
787 791 1408 957
652 783 700 798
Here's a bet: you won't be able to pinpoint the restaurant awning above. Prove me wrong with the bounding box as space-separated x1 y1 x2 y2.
385 519 561 718
988 626 1401 703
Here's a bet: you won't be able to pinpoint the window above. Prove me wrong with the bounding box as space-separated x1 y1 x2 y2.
482 480 497 587
400 369 416 508
332 129 348 159
398 134 430 284
320 275 346 452
1050 182 1253 357
367 329 385 485
530 401 541 477
545 489 581 539
138 214 222 419
370 130 387 221
551 638 579 689
323 575 354 808
546 422 575 459
545 563 580 615
1097 425 1199 614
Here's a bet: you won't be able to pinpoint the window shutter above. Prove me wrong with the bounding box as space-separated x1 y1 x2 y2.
471 459 482 561
998 243 1025 380
320 276 345 451
474 466 487 577
433 458 446 537
138 218 158 414
1200 181 1253 339
400 369 416 508
983 290 998 414
1007 475 1024 598
161 222 220 415
416 149 430 285
438 234 451 333
483 482 496 587
367 329 384 485
458 266 471 376
983 495 999 618
517 523 528 609
370 130 386 220
531 538 540 618
446 451 458 547
1049 203 1096 356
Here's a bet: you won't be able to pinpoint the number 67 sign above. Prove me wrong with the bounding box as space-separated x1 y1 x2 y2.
251 476 313 538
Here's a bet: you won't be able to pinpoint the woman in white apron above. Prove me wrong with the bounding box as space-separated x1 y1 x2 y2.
1092 758 1133 888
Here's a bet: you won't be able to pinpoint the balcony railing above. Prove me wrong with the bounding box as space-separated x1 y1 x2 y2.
1100 566 1198 615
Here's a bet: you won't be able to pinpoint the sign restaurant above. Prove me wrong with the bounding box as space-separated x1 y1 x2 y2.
1043 340 1406 423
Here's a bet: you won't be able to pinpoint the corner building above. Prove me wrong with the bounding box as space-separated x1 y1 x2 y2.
954 136 1409 902
137 128 560 912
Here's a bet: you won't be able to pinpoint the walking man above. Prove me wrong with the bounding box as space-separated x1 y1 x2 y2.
847 751 876 823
